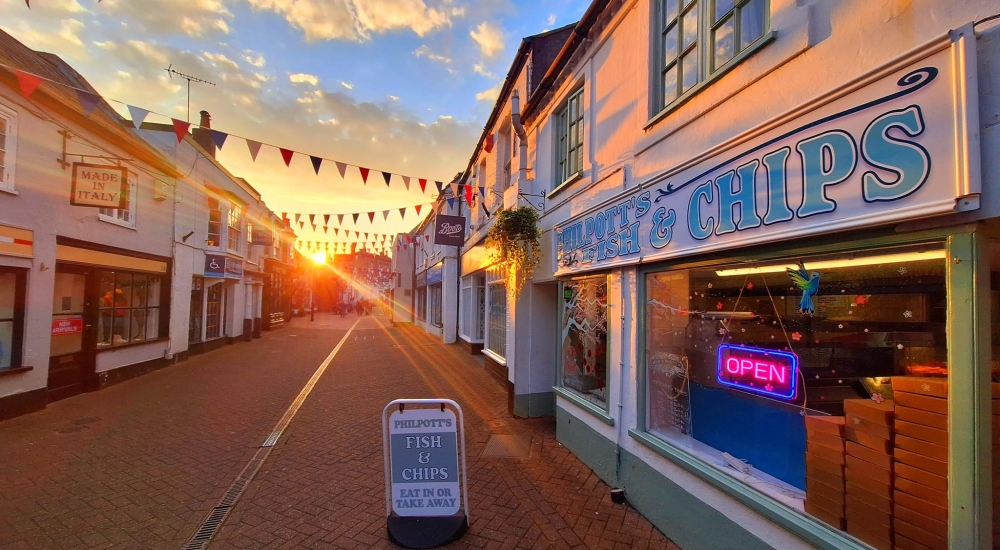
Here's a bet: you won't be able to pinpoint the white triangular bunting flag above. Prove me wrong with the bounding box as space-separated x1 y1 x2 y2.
127 105 149 129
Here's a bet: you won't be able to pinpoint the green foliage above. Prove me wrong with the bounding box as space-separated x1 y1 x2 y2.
487 206 541 296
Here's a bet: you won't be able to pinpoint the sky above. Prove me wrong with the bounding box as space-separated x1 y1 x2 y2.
0 0 588 249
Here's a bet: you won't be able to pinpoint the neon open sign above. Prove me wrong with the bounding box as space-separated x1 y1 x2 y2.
717 344 798 400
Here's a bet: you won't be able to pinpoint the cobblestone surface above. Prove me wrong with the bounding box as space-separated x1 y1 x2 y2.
0 313 679 549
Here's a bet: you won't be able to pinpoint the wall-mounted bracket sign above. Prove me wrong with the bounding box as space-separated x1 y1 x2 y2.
717 344 799 400
382 399 469 549
433 215 466 246
70 163 128 208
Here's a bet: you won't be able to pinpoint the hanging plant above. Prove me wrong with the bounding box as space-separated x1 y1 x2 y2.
487 206 541 296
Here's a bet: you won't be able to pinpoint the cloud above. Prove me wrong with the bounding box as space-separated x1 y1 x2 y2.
473 62 495 79
340 81 354 90
547 14 557 26
203 51 240 72
469 21 504 59
289 72 320 86
99 0 232 38
475 80 503 102
243 51 266 67
388 95 399 101
244 0 463 43
413 44 451 64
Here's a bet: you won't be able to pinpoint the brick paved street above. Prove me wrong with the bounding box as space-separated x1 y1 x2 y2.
0 312 678 550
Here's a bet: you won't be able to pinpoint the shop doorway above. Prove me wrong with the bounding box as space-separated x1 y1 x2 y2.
48 266 96 402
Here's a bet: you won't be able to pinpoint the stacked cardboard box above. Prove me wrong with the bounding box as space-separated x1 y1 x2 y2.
804 415 846 530
891 377 948 550
843 398 895 550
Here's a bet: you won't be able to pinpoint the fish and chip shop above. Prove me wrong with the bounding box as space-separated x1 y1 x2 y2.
544 23 1000 550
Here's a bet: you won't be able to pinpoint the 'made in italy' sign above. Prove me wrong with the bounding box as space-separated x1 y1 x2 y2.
554 27 981 276
70 163 128 208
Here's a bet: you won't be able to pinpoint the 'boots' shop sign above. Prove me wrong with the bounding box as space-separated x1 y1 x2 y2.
554 28 981 276
434 215 466 246
70 163 128 208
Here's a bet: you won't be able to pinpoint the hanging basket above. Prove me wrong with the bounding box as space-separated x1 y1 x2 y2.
487 206 541 296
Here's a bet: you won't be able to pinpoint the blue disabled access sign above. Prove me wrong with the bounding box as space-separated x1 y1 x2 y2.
388 407 460 516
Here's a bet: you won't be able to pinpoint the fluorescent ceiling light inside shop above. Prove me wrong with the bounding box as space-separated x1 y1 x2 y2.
714 250 947 277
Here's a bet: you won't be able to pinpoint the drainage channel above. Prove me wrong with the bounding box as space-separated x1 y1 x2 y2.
181 318 361 550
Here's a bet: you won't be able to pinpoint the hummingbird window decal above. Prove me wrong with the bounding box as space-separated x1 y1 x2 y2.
786 261 821 315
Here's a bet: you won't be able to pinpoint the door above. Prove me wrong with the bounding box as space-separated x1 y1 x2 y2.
48 266 96 402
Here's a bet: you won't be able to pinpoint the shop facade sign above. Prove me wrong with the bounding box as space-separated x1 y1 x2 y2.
382 399 469 548
554 30 980 276
251 228 273 245
205 254 243 279
434 215 466 246
70 163 128 208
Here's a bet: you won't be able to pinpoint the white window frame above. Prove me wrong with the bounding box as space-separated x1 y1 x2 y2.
0 102 17 193
554 87 585 188
652 0 770 118
227 204 243 255
484 266 507 361
98 172 137 228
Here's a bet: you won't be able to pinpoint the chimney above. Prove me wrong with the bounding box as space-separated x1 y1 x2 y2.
192 110 216 158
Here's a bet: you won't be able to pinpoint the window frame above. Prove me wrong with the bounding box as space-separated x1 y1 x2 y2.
649 0 774 125
554 86 585 189
485 266 507 361
207 197 223 248
0 102 18 193
0 266 27 371
630 225 981 550
95 269 167 349
227 204 243 254
555 274 614 423
98 171 138 228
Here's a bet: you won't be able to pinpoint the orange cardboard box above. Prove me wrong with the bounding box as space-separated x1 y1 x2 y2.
894 448 947 477
846 480 892 514
806 452 845 478
847 523 893 550
807 430 845 452
894 391 947 415
895 505 947 539
846 426 892 453
846 454 892 485
806 477 845 508
845 413 893 439
847 441 893 470
845 493 892 527
847 469 892 499
805 415 846 436
895 420 948 447
895 462 947 493
894 489 947 523
844 399 895 424
891 376 948 398
895 406 947 430
895 434 948 463
894 518 946 550
895 476 947 508
895 532 936 550
806 491 843 518
804 501 845 530
806 464 844 488
807 442 845 465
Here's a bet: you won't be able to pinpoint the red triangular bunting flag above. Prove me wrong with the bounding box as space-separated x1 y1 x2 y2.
382 171 391 186
15 70 42 98
309 214 315 224
359 167 370 184
295 214 301 224
415 205 423 216
310 156 323 175
352 213 360 225
419 179 427 193
323 214 330 225
367 212 375 223
246 139 262 161
465 184 474 206
425 235 430 242
323 226 328 234
484 132 495 153
172 119 191 143
299 221 304 229
280 148 294 167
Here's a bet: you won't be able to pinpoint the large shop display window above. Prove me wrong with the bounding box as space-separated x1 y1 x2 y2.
97 271 164 347
560 277 609 407
644 243 949 547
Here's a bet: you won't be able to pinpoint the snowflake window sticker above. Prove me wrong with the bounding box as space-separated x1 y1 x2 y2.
898 266 907 275
903 310 913 318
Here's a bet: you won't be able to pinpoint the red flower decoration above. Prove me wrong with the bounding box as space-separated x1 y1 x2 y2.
855 295 868 306
746 282 754 290
871 393 885 404
791 332 802 341
716 302 724 311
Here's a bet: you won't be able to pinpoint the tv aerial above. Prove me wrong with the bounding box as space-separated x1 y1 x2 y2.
165 64 216 123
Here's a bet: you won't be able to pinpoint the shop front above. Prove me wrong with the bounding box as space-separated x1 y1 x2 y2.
551 31 992 550
263 258 290 331
50 239 170 401
189 252 242 355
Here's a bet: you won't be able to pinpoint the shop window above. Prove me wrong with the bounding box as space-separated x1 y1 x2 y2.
228 204 243 254
429 284 443 327
560 277 609 407
0 267 26 369
189 277 203 344
98 172 137 227
555 87 584 187
460 276 473 339
653 0 768 115
97 270 164 347
0 103 17 192
207 197 223 247
487 267 507 358
416 287 427 321
643 243 947 538
205 283 223 339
